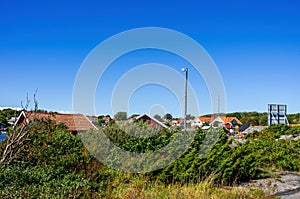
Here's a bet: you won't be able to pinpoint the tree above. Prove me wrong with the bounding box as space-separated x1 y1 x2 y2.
212 121 222 128
241 117 259 126
186 114 195 120
203 121 210 126
0 115 6 125
0 109 21 126
97 115 106 126
153 114 162 121
114 112 127 121
163 113 173 120
0 92 38 165
259 114 268 126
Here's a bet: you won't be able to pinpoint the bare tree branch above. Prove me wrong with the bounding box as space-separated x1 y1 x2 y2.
0 91 39 165
33 88 38 111
21 93 30 110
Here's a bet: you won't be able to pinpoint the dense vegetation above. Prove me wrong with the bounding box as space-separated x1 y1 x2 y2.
0 109 20 125
287 113 300 124
0 114 300 198
226 112 269 126
0 118 108 198
226 112 300 126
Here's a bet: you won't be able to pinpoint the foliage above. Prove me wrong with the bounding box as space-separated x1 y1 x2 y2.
153 114 162 121
97 115 106 126
163 113 173 120
114 111 127 121
0 116 299 197
287 113 300 124
0 108 21 125
0 119 109 198
186 114 195 120
0 115 6 124
226 112 268 126
111 176 266 199
106 121 174 153
226 111 299 126
158 124 300 185
246 124 292 140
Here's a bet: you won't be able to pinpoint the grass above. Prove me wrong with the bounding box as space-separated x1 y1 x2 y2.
105 177 269 199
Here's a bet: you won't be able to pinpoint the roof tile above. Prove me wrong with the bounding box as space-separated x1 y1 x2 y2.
25 112 97 131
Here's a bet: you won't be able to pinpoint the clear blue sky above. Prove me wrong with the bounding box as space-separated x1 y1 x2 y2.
1 0 299 117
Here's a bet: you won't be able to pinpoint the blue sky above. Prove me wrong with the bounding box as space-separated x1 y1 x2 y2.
1 0 299 117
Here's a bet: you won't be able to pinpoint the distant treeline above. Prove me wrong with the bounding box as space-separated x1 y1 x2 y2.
0 109 21 125
1 108 300 126
204 112 300 126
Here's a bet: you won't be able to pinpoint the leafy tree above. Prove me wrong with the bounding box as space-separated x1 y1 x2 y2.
153 114 162 121
97 115 106 126
163 113 173 120
203 121 210 126
287 113 300 124
258 114 268 126
114 112 127 121
240 117 259 126
212 121 222 128
0 115 6 125
158 125 300 185
225 112 269 126
0 118 107 198
0 108 21 125
186 114 195 120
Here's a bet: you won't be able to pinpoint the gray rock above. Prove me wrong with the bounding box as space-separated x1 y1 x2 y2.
242 172 300 199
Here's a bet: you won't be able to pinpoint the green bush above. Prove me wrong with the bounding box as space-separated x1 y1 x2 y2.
158 125 300 185
0 119 108 198
0 118 299 197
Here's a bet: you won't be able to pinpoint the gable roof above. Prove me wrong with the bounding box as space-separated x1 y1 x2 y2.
198 116 215 122
55 114 98 131
242 126 267 134
239 124 251 132
16 111 98 132
218 116 242 125
136 114 168 129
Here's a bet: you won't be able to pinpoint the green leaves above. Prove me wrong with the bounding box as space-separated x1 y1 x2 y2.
0 119 106 198
1 117 300 197
158 125 300 185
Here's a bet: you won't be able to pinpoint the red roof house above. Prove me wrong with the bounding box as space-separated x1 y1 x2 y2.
198 116 215 124
15 111 98 134
211 116 242 131
136 114 168 129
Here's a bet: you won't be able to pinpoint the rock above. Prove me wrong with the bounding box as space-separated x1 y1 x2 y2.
279 134 300 141
241 172 300 199
274 173 300 199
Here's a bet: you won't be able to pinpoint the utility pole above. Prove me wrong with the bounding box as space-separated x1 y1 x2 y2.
181 67 188 130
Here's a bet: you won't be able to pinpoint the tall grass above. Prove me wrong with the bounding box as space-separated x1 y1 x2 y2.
106 176 268 199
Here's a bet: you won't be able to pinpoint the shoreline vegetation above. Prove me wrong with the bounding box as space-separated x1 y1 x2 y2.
0 109 300 198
